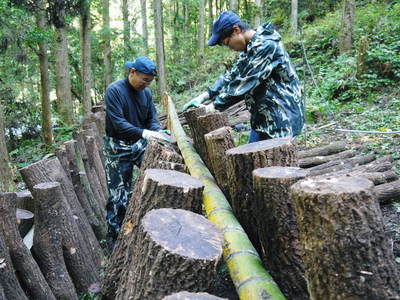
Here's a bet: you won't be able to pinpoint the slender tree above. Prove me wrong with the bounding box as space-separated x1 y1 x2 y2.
121 0 130 60
183 1 189 42
208 0 213 36
140 0 149 55
36 9 54 145
153 0 167 99
102 0 112 89
80 0 93 115
339 0 355 53
0 101 15 192
199 0 205 65
291 0 298 34
254 0 262 27
230 0 238 11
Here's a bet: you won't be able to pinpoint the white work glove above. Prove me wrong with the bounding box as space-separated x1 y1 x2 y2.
142 129 171 142
182 91 210 111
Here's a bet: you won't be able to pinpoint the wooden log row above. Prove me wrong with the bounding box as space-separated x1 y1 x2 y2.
115 208 223 300
290 176 400 299
163 292 228 300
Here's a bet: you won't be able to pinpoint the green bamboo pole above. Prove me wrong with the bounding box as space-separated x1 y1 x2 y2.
164 95 286 300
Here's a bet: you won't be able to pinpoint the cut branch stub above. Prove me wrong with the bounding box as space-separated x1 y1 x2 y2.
290 176 400 299
163 291 228 300
226 137 298 251
116 208 224 300
252 167 309 300
32 183 77 300
102 169 203 300
0 192 56 300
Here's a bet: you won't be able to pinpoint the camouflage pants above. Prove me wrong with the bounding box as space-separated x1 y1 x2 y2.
103 136 147 242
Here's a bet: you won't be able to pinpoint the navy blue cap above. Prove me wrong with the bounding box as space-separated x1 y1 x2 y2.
208 11 241 46
125 56 157 76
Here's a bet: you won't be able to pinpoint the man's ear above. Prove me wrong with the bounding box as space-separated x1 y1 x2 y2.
130 68 137 75
232 25 242 34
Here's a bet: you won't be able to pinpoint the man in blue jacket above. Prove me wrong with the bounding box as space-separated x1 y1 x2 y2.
183 11 304 142
104 56 169 245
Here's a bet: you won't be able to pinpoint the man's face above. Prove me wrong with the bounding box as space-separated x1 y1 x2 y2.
220 26 247 52
129 69 155 91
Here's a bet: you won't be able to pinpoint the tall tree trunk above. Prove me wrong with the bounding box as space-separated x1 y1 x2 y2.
122 0 130 60
208 0 213 37
229 0 238 11
254 0 262 27
140 0 149 55
290 0 298 33
80 0 93 116
55 26 74 125
36 11 53 146
102 0 112 89
154 0 167 99
0 103 14 192
199 0 205 65
184 1 189 42
339 0 355 53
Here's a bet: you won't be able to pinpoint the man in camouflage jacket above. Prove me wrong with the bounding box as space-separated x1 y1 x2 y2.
184 11 304 142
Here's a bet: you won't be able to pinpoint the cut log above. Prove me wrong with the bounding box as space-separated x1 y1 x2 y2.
290 176 400 299
32 183 77 299
204 126 235 200
32 181 99 295
19 159 103 287
299 149 358 168
0 230 28 300
81 121 105 165
374 179 400 204
184 107 207 160
344 170 398 185
16 190 34 238
156 160 187 173
0 192 56 300
308 153 376 176
226 138 298 251
297 141 348 159
163 291 228 300
102 169 204 299
55 147 72 180
115 208 223 300
252 167 309 300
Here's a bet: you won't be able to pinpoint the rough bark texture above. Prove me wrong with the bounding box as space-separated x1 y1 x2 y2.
290 0 298 33
299 149 358 168
184 107 206 155
374 179 400 204
298 141 348 159
253 167 309 300
19 159 102 292
81 123 105 167
156 160 187 173
154 0 167 98
226 138 298 251
32 183 77 300
163 291 228 300
290 176 400 299
339 0 355 53
254 0 262 27
16 190 34 237
0 102 14 192
0 231 28 300
116 208 223 300
102 0 112 88
204 126 235 200
198 0 205 64
0 192 56 300
102 169 203 299
323 155 393 176
140 0 149 54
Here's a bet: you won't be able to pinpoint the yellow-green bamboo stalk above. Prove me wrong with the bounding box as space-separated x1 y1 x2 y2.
164 95 286 300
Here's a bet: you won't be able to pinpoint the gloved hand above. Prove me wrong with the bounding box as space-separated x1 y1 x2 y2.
182 91 210 111
202 103 215 113
142 129 171 142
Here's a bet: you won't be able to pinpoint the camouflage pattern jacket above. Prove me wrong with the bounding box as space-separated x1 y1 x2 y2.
208 22 305 138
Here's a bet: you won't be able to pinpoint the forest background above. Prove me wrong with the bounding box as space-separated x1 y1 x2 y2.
0 0 399 192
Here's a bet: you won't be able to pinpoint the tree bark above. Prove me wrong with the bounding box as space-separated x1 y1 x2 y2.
229 0 238 11
102 0 112 89
356 35 368 78
290 176 400 299
339 0 355 53
0 192 56 300
0 231 28 300
102 168 201 299
80 0 93 116
184 1 189 42
254 0 262 27
19 159 103 280
55 26 74 125
36 11 53 145
0 102 15 192
199 0 205 65
121 0 130 60
374 179 400 204
253 167 309 300
116 208 223 300
298 141 348 159
154 0 167 99
226 138 298 251
81 121 105 165
140 0 149 55
163 292 228 300
204 126 235 200
290 0 298 33
16 190 34 237
299 149 358 168
208 0 214 37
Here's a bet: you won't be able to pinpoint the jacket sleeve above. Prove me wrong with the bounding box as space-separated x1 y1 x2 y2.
211 40 279 111
146 90 161 131
105 86 144 139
